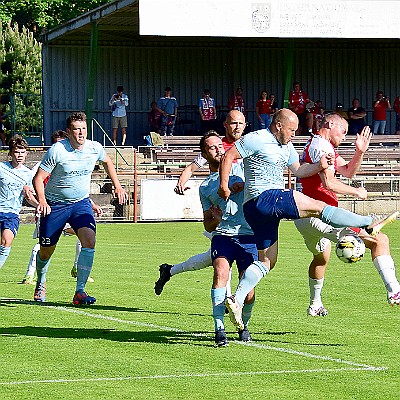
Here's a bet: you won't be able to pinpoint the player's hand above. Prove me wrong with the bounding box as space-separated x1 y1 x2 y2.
218 186 231 200
174 183 190 195
229 181 244 194
355 126 372 153
209 205 222 223
91 203 104 217
23 185 35 201
319 154 334 170
114 186 128 204
356 187 368 200
36 200 51 217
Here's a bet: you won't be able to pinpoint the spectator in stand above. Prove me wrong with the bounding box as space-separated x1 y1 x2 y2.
373 90 391 135
347 98 366 135
156 87 179 137
393 95 400 135
109 85 129 145
269 94 279 117
148 101 161 134
288 81 312 135
334 103 349 120
198 89 217 134
309 100 324 133
229 87 246 115
255 90 271 129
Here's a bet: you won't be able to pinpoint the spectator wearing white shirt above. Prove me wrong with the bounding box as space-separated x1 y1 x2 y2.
109 85 129 145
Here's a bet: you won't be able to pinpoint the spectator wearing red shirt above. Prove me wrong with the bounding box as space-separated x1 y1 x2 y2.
393 95 400 135
288 81 312 135
373 90 391 135
255 90 272 129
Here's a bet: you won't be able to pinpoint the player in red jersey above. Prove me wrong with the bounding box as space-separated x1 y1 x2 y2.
295 113 400 316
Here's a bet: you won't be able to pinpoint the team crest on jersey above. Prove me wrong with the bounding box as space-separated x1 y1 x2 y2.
252 3 271 33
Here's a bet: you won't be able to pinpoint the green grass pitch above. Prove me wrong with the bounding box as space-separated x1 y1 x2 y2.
0 221 400 399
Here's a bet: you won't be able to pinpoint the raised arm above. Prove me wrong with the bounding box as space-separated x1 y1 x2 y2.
175 162 200 195
337 126 371 178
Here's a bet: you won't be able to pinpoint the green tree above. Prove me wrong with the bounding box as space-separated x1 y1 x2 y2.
0 0 113 33
0 21 42 136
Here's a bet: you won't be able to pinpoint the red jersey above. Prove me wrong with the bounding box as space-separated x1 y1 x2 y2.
289 90 309 114
373 99 389 120
229 96 245 114
300 135 339 206
256 99 272 114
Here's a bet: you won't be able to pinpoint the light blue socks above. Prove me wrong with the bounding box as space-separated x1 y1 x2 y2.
36 253 50 285
0 245 11 269
321 205 373 228
76 248 95 292
211 287 226 331
235 261 269 306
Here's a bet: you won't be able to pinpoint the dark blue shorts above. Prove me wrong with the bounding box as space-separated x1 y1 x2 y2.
39 198 96 247
0 212 20 237
244 189 299 250
211 234 258 273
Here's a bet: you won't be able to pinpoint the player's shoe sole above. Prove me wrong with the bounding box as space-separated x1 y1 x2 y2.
225 296 244 331
366 211 399 236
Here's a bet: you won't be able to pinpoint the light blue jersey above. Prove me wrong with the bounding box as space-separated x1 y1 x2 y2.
235 129 299 203
0 161 32 214
199 163 253 236
40 138 106 203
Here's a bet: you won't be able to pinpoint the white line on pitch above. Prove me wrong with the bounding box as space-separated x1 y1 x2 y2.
2 299 387 374
47 304 384 371
0 367 386 386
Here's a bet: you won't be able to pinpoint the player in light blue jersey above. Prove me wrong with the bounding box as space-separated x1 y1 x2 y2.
33 112 128 305
199 131 257 346
218 108 393 329
0 136 38 272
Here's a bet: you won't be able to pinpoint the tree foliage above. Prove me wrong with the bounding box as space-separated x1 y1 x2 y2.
0 0 113 33
0 22 42 134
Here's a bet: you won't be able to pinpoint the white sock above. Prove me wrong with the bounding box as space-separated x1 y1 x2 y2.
74 239 82 268
309 217 343 242
373 255 400 294
26 243 40 276
170 249 212 276
309 277 324 306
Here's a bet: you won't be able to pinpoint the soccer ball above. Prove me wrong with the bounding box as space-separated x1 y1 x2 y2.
335 235 366 263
